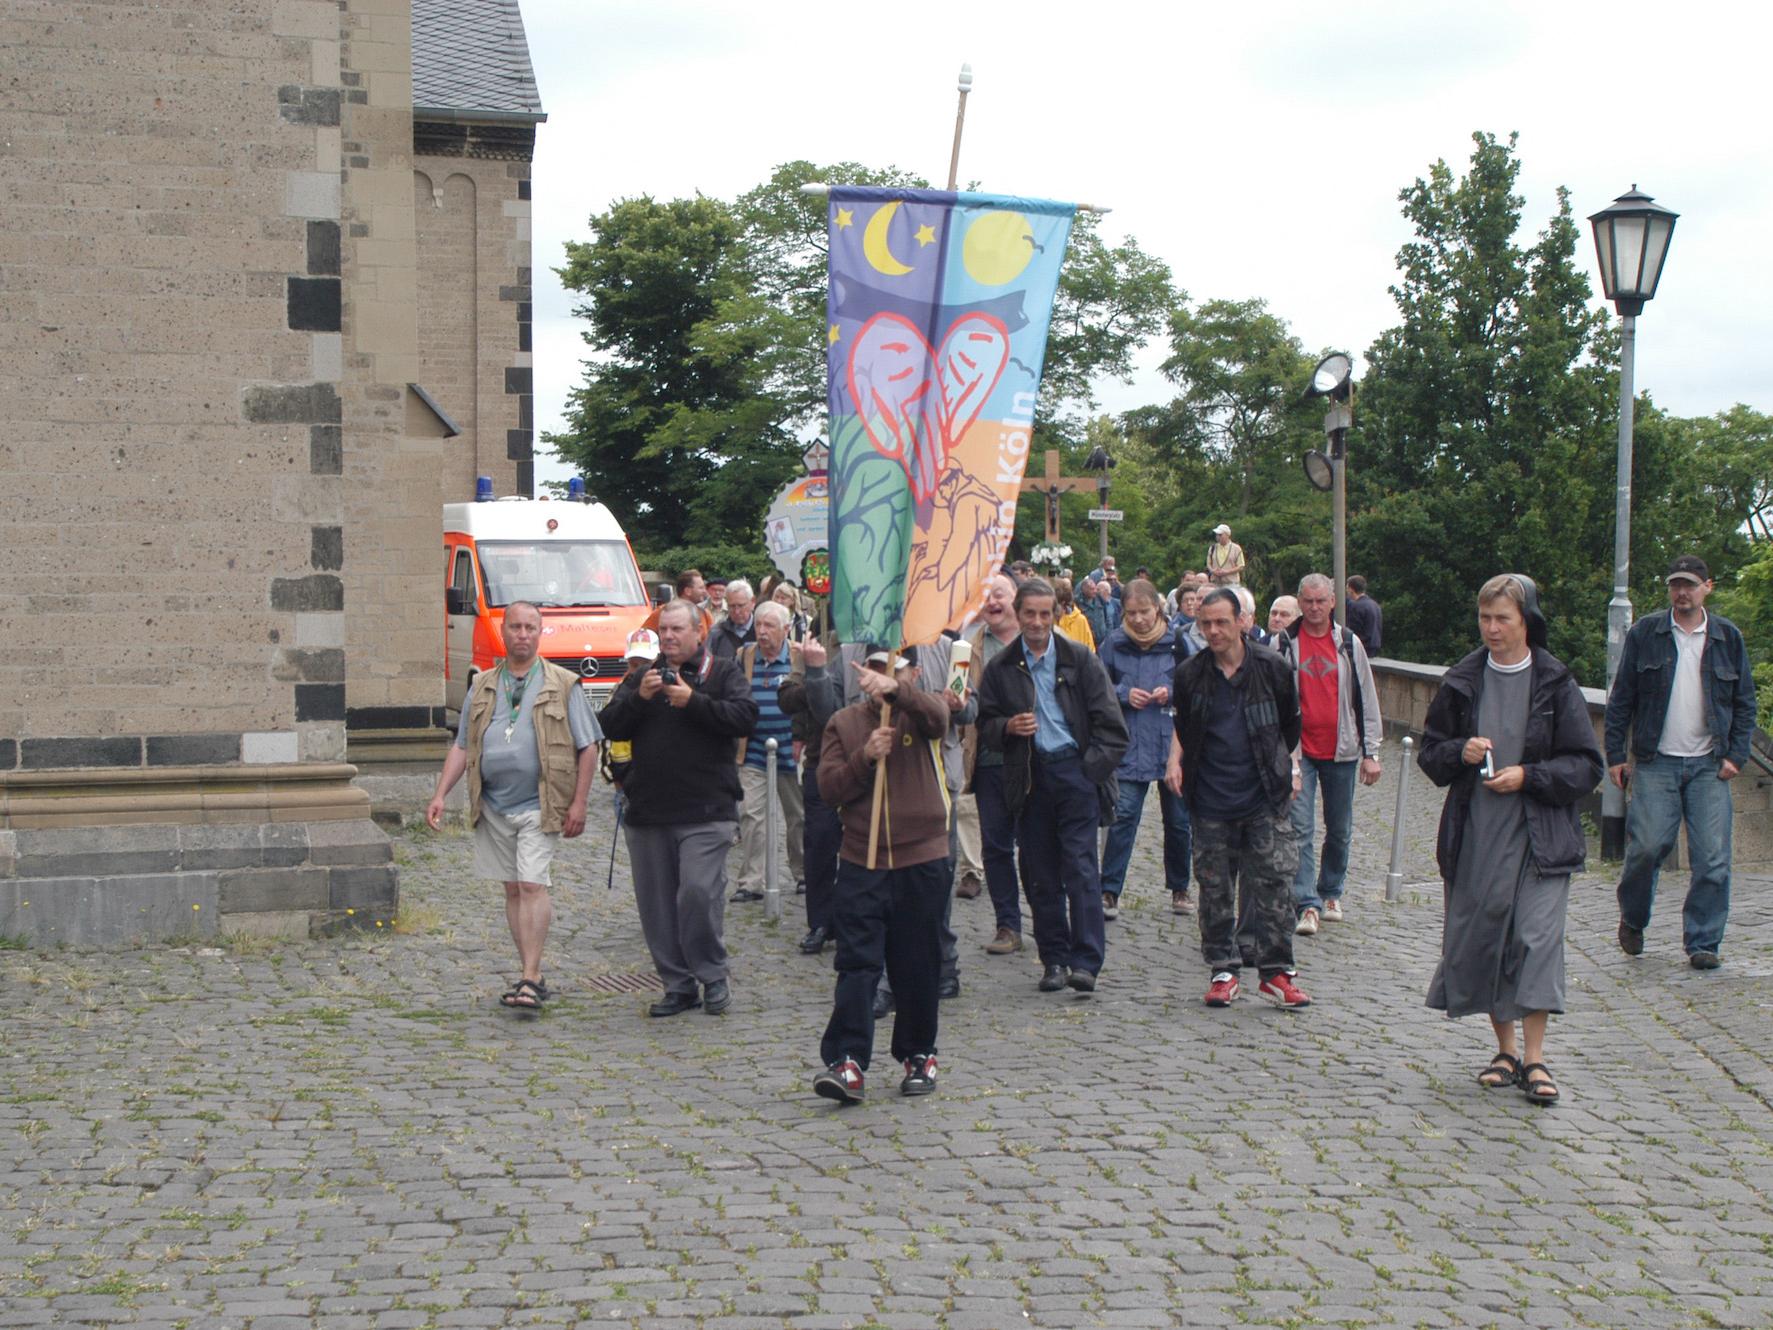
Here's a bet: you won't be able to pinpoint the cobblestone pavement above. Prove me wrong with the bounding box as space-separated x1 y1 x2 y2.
4 738 1772 1329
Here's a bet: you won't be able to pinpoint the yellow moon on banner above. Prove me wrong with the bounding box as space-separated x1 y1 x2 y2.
962 211 1035 285
863 202 914 277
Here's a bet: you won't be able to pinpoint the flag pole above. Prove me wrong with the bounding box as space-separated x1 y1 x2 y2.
865 695 892 870
797 183 1111 214
946 63 972 191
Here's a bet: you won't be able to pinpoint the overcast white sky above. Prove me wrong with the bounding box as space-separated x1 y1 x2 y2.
519 0 1773 492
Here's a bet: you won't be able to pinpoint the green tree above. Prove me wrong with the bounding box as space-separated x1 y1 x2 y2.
1122 297 1329 597
547 195 794 551
552 163 1177 565
1353 132 1680 681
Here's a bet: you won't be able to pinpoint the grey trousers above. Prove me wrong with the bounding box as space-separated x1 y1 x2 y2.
625 820 737 996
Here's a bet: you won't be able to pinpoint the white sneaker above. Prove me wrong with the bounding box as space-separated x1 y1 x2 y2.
1295 908 1320 936
1101 893 1119 920
1322 899 1344 923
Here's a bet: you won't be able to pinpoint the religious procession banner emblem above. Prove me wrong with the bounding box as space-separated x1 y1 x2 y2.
825 186 1075 646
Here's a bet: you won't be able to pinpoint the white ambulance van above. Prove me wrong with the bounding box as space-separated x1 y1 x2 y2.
443 479 652 713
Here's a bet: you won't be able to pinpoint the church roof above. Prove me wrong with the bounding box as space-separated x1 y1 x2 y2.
412 0 545 121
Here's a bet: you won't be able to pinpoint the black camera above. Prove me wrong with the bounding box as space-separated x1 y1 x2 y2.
656 666 679 686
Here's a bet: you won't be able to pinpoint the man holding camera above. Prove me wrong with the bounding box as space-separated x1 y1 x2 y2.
599 599 759 1016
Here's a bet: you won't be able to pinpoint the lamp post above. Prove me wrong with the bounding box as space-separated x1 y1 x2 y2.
1588 186 1678 860
1084 444 1115 564
1304 353 1354 626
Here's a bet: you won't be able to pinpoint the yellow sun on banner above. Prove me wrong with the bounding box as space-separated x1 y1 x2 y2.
961 211 1035 285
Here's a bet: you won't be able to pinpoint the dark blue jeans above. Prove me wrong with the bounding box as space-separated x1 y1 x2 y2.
801 763 842 933
1016 751 1106 975
820 857 948 1071
1100 778 1191 898
1617 754 1735 955
1290 755 1358 914
972 763 1023 934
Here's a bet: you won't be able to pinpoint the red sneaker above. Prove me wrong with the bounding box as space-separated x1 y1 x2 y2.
813 1057 865 1104
900 1053 938 1096
1204 972 1240 1007
1258 972 1312 1008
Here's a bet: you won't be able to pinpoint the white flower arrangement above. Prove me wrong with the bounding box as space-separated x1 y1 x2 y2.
1029 542 1073 571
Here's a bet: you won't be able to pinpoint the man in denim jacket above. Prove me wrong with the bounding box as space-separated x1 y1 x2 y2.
1605 555 1759 969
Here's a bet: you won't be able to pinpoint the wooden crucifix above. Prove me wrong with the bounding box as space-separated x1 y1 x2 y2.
1018 449 1097 542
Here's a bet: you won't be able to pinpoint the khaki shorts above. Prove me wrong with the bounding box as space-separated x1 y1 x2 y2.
473 806 558 885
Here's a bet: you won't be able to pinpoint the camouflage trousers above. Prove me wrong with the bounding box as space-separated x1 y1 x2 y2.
1193 810 1299 978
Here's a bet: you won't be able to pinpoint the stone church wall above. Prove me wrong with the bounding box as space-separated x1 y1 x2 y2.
0 0 399 943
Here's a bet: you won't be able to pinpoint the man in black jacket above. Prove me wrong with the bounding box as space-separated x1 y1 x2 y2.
599 599 759 1017
1165 588 1309 1009
978 577 1128 994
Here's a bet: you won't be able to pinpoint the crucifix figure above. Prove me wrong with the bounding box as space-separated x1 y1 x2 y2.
1018 449 1097 542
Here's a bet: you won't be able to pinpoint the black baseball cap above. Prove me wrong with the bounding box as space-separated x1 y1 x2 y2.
1666 555 1710 585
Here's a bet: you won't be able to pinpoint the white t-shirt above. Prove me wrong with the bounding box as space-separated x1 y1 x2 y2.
1658 613 1713 758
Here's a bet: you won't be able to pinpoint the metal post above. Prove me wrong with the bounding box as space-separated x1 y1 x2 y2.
946 64 972 191
1600 314 1637 860
1332 450 1347 628
1384 736 1414 902
763 739 781 922
1098 477 1111 563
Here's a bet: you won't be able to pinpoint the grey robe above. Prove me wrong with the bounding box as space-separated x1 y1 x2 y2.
1426 660 1570 1021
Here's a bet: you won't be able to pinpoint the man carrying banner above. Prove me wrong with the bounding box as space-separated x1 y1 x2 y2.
977 577 1128 994
813 650 953 1104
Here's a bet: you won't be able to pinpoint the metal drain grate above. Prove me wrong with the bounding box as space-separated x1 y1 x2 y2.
579 972 665 994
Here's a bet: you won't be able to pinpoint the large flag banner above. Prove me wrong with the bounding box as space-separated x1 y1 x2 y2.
825 186 1075 646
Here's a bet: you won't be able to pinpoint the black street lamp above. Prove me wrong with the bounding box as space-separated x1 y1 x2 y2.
1084 444 1116 564
1589 186 1678 858
1304 353 1355 626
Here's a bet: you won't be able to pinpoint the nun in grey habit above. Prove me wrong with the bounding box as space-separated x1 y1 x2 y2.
1418 575 1603 1105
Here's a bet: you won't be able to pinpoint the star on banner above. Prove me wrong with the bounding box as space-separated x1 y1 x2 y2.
828 323 841 345
835 208 854 229
914 223 936 246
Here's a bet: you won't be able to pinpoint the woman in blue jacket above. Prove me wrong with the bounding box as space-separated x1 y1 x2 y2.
1098 579 1197 917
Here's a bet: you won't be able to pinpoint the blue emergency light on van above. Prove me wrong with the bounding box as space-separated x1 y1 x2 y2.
567 477 586 501
475 475 494 502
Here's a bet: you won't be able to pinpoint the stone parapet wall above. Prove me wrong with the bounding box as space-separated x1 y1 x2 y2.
1372 659 1773 865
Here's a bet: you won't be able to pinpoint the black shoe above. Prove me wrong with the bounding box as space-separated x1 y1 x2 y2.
703 979 731 1014
794 879 807 896
799 927 828 955
899 1053 938 1096
1618 920 1644 956
872 987 893 1018
1066 969 1096 994
648 990 700 1017
1038 964 1067 992
1689 950 1721 970
730 888 764 903
938 975 960 1000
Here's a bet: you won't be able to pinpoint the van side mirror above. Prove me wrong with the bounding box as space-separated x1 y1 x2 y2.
447 587 471 616
652 583 673 606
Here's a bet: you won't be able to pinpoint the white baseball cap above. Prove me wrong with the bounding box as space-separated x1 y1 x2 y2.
1213 523 1231 535
625 628 661 661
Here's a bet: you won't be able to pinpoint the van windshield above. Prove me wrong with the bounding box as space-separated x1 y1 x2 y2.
477 541 645 609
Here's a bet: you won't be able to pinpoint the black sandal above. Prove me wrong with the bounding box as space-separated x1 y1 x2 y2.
1477 1052 1522 1089
499 979 546 1011
1520 1062 1560 1105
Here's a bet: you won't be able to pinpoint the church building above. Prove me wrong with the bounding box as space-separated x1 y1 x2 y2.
0 0 545 943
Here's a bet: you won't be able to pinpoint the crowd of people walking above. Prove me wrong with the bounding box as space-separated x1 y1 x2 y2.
431 539 1757 1111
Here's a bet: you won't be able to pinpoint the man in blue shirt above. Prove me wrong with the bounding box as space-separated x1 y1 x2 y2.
977 578 1128 994
730 601 804 903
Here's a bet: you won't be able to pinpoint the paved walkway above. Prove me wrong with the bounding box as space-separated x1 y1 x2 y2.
4 739 1771 1329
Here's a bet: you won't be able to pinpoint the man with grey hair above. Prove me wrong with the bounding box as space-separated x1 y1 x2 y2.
1276 573 1383 934
729 600 805 904
599 598 759 1016
709 578 757 660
